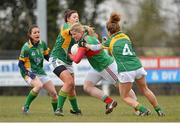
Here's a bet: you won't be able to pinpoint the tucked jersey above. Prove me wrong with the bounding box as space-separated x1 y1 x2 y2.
78 35 113 72
19 40 50 78
50 23 76 65
103 31 142 72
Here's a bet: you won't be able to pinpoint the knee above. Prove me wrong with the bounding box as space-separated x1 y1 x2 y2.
68 81 75 89
83 82 91 93
121 96 127 102
34 83 43 91
49 91 58 99
139 87 149 94
120 93 128 102
64 79 75 90
83 84 88 92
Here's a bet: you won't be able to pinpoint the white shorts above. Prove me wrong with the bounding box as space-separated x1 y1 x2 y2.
85 61 119 85
25 74 51 86
117 67 147 83
49 57 74 74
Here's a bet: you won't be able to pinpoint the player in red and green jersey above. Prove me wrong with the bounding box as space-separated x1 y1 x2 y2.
18 25 58 114
69 23 138 114
86 12 165 116
49 9 81 116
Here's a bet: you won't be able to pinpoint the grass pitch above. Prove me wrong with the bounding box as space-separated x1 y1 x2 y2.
0 95 180 122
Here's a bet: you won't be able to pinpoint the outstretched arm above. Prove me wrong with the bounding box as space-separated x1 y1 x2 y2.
85 43 103 51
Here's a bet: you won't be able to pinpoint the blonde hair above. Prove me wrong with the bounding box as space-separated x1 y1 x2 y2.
70 23 97 37
70 23 84 33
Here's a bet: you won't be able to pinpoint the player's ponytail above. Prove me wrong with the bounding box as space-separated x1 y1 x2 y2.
83 25 98 38
106 12 121 35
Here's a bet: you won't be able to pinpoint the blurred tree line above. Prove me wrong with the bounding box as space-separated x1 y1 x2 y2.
0 0 179 56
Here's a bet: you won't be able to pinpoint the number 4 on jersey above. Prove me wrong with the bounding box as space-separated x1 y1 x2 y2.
122 44 133 55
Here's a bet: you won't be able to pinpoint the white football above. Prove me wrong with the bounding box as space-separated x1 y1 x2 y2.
71 44 79 55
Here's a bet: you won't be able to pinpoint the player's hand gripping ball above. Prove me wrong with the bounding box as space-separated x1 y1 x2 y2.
71 44 79 55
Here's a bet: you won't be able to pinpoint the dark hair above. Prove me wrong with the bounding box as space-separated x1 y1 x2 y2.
106 12 121 35
64 9 78 22
27 25 39 40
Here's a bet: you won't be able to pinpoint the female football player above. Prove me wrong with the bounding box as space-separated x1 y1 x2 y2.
84 12 165 116
49 9 81 116
69 23 138 114
18 25 58 114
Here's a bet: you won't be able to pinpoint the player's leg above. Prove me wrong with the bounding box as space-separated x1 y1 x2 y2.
83 69 117 114
49 59 76 116
103 61 140 114
42 77 58 112
22 77 43 114
136 76 165 116
119 82 150 116
68 88 82 115
65 73 81 115
55 69 74 116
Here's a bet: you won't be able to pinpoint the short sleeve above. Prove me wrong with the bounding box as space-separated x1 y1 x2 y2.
19 45 29 61
42 41 50 55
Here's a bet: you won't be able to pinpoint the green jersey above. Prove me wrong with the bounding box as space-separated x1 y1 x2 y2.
104 32 142 72
79 35 113 72
19 40 50 78
50 23 76 65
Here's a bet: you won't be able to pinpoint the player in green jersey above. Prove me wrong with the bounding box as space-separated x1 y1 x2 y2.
49 9 81 116
69 23 138 114
85 12 165 116
18 25 58 114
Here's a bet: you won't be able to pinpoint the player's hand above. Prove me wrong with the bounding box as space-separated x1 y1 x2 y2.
102 37 107 42
68 53 74 60
26 70 36 79
80 41 86 47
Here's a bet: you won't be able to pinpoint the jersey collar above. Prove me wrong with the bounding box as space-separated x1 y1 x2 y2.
28 40 41 48
110 31 122 38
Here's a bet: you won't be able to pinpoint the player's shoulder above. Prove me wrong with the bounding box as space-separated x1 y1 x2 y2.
85 35 99 44
21 41 30 50
39 40 46 45
62 23 70 30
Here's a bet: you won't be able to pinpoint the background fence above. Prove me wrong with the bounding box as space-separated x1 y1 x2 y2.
0 50 180 95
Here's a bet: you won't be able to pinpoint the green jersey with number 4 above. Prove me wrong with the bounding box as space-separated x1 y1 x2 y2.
104 32 142 72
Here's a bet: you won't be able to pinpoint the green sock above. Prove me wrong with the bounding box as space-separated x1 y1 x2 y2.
154 105 162 112
57 90 67 109
101 95 108 102
136 104 147 113
24 90 38 108
51 99 57 112
68 95 79 111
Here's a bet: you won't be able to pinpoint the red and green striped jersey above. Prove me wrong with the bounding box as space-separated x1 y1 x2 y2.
79 35 113 72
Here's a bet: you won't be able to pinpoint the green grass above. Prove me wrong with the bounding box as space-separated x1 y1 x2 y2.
0 95 179 122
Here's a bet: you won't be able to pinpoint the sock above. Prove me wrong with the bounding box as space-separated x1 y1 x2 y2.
154 105 162 112
68 95 79 111
24 90 38 109
102 95 113 104
57 90 68 109
135 104 147 113
51 99 57 112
